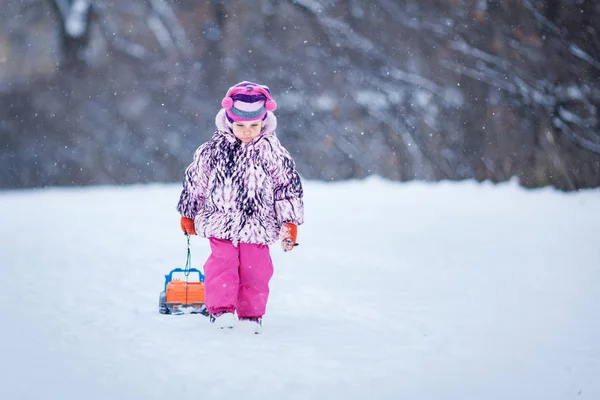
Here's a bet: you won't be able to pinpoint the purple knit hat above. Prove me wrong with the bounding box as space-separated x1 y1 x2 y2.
221 81 277 124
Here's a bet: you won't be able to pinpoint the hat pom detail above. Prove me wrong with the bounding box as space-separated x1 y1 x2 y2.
265 99 277 112
221 97 233 109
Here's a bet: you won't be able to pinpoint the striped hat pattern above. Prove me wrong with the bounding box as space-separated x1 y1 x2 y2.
221 81 277 124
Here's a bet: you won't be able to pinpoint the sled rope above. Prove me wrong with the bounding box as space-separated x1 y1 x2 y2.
184 234 192 277
184 234 192 306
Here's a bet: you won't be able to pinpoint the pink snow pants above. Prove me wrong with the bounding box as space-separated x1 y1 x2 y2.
203 238 274 318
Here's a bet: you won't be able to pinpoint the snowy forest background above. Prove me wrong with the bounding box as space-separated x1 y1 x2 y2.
1 0 599 191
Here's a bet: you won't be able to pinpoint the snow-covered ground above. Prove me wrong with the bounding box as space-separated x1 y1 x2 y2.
1 178 599 400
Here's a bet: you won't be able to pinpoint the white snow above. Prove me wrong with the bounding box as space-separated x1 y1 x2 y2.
1 177 599 399
354 90 389 110
569 44 600 71
65 0 91 38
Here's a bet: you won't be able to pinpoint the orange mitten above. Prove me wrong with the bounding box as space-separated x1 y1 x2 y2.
180 216 196 235
280 222 298 252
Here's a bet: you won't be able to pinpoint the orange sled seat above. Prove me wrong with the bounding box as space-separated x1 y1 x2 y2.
166 280 205 310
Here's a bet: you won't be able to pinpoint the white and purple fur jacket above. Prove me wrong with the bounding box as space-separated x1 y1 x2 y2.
177 109 304 245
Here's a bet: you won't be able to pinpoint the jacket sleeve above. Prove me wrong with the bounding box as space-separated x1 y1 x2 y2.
177 143 211 219
268 138 304 226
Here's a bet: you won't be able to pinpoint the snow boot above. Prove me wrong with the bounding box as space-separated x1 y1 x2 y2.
209 311 236 329
238 317 262 334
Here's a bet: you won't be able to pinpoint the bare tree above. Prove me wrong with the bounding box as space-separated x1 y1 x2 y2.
0 0 598 190
48 0 93 67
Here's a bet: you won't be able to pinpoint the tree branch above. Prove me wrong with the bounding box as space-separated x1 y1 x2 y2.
146 0 192 57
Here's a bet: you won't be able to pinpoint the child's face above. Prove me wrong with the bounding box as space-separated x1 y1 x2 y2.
232 119 263 143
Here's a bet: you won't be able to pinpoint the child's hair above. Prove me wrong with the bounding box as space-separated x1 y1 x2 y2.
221 81 277 125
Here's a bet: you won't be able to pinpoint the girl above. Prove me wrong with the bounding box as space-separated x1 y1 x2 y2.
177 81 304 333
